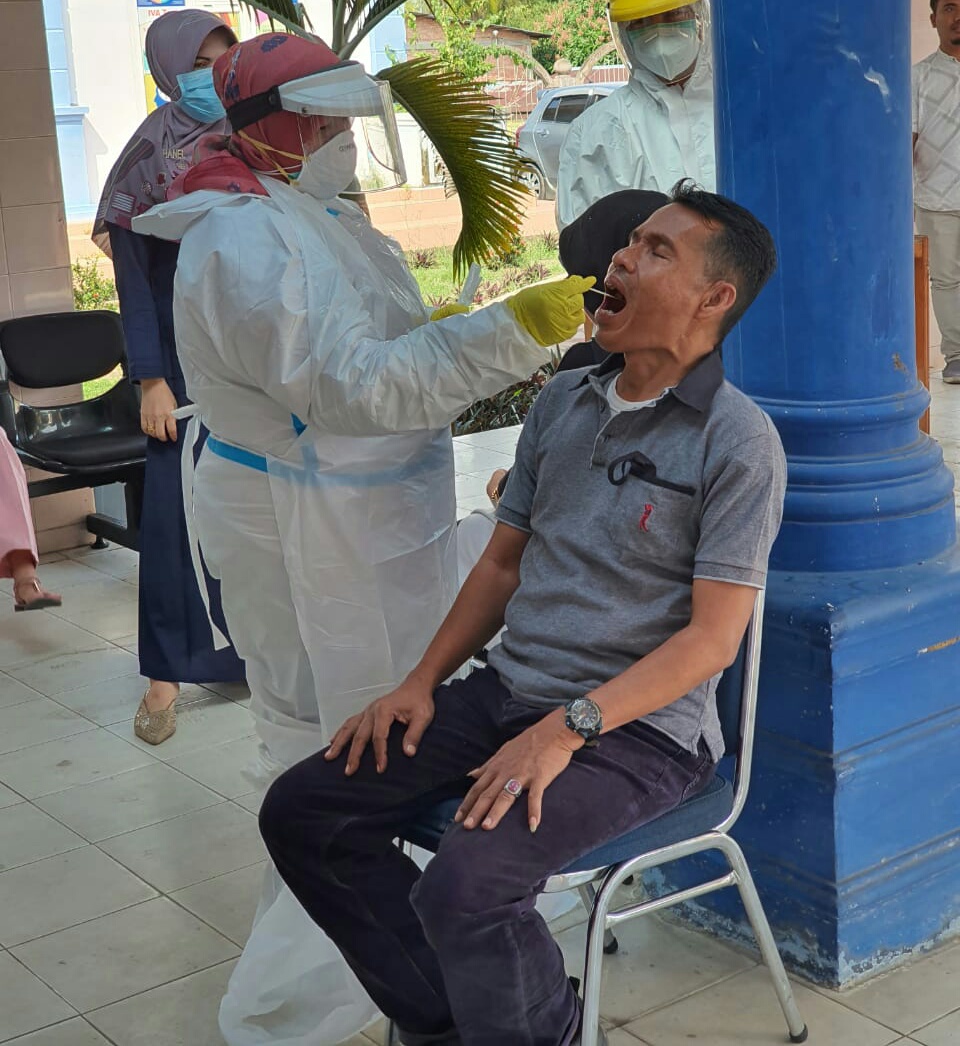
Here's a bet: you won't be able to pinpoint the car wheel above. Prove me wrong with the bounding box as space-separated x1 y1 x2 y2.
519 164 546 200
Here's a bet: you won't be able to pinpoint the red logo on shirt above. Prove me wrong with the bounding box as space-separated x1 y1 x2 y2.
638 504 654 532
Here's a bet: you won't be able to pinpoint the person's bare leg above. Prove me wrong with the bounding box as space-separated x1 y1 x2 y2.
9 549 61 609
144 680 179 713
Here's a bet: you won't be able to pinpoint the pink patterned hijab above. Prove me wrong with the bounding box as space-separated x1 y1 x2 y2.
92 9 236 254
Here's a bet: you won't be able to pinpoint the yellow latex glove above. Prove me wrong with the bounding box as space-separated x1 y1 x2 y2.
505 276 596 347
430 303 471 321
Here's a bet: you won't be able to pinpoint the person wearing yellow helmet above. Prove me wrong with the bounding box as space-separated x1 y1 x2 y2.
555 0 715 230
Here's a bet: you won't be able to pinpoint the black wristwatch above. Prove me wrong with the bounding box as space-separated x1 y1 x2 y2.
564 696 603 747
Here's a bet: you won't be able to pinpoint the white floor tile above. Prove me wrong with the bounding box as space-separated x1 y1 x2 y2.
555 913 755 1025
47 673 149 727
0 802 85 872
86 960 238 1046
0 616 111 674
0 730 154 799
0 845 156 947
42 577 137 617
0 698 97 756
913 1008 960 1045
625 966 900 1046
109 696 254 763
814 941 960 1035
75 547 140 582
0 672 42 710
34 762 223 843
0 951 76 1043
2 1018 113 1045
451 444 516 477
0 780 24 809
23 560 115 593
232 790 264 815
607 1029 650 1045
12 897 238 1013
7 646 139 698
99 802 266 893
171 862 267 947
167 735 261 799
47 601 139 644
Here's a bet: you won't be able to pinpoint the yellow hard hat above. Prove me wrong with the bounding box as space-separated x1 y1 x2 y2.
609 0 694 22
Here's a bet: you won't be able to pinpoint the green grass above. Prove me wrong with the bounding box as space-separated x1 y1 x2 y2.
83 368 123 402
407 234 565 306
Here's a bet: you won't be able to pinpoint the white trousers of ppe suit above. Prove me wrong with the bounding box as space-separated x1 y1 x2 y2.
197 450 383 1046
916 207 960 365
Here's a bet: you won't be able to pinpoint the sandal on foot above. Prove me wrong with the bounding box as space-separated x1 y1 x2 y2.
13 578 63 612
134 689 177 745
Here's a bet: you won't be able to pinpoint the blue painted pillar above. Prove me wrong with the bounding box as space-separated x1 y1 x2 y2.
704 0 960 984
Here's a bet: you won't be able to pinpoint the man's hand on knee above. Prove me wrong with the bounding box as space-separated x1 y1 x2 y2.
455 709 582 834
325 678 436 776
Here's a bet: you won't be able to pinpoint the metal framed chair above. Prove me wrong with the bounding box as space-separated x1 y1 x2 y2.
386 591 808 1046
0 310 146 552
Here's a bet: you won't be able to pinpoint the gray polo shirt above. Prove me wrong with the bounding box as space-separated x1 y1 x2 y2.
487 350 786 761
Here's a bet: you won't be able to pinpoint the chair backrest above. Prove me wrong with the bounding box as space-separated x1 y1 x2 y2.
714 589 765 834
0 311 126 391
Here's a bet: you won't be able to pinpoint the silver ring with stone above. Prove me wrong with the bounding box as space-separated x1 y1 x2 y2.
502 778 523 799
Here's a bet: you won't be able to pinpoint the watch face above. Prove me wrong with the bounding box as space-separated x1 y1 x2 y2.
569 698 601 731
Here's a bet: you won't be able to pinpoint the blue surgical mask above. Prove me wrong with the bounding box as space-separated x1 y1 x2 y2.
175 67 225 124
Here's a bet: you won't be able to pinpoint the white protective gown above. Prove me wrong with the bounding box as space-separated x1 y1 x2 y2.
555 47 715 230
134 178 550 1046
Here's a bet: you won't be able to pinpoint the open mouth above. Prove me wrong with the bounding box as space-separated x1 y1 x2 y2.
597 282 627 316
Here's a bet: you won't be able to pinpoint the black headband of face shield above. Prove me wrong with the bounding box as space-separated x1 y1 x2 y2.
225 60 365 132
227 86 283 131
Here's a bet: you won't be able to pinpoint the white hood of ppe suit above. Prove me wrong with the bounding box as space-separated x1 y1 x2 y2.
134 178 551 741
555 32 715 230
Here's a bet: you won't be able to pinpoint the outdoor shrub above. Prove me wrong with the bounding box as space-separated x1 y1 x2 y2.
409 247 437 270
72 258 118 312
453 362 557 435
489 233 526 270
538 230 558 253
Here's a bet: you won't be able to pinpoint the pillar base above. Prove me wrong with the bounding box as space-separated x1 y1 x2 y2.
654 547 960 988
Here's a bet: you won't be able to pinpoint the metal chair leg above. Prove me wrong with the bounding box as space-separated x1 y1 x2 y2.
720 837 808 1043
577 883 619 954
384 1017 401 1046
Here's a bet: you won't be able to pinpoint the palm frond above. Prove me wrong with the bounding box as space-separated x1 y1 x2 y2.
232 0 311 36
378 57 528 278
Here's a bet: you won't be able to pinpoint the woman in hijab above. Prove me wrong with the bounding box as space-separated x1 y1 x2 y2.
93 9 244 745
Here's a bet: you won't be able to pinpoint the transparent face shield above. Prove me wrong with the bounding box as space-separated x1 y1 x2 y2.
610 1 708 83
281 66 406 193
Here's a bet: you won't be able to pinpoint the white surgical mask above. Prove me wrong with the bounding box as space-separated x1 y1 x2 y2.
626 20 701 83
293 129 358 201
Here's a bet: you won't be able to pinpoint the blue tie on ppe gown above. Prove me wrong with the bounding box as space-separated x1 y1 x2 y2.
108 223 244 685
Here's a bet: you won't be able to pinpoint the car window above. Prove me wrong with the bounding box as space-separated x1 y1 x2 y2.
540 99 560 124
553 95 591 124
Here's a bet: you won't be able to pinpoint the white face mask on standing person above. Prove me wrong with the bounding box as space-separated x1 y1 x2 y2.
625 19 701 83
293 129 359 201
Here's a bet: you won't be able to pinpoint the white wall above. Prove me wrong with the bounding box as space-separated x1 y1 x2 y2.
67 0 144 203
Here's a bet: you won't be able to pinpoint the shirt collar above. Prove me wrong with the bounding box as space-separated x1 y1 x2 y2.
574 348 724 414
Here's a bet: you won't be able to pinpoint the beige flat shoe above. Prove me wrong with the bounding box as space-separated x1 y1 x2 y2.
134 689 177 745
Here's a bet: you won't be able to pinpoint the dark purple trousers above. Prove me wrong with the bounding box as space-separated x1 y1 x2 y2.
259 667 713 1046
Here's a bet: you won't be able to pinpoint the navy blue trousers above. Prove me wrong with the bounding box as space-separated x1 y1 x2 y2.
260 667 713 1046
137 398 244 684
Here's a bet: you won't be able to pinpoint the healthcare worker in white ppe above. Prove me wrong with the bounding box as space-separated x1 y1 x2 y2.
555 0 715 230
134 33 591 1046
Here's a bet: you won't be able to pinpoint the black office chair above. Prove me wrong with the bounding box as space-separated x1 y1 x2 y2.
0 310 146 552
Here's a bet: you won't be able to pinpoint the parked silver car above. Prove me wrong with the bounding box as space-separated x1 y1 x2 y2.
515 84 618 200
